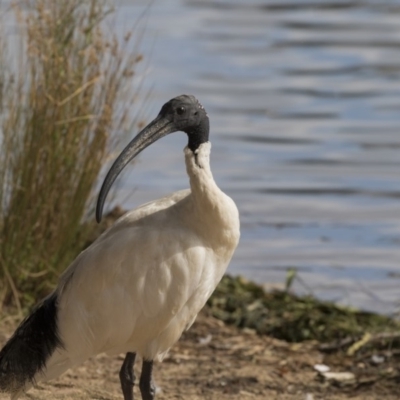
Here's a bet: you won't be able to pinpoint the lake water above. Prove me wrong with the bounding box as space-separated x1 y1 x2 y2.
112 0 400 315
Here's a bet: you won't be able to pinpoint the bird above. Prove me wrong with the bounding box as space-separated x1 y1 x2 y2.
0 94 240 400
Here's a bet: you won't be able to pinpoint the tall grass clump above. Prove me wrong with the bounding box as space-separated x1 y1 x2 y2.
0 0 143 310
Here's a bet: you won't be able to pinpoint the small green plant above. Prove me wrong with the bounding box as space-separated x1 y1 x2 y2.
0 0 142 311
208 275 400 343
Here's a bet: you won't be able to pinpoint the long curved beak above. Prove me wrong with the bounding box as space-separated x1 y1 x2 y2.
96 116 175 223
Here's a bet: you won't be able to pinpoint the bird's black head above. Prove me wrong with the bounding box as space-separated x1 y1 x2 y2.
157 94 209 151
95 94 209 223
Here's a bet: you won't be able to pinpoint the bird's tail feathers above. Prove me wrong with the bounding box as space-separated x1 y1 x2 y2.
0 293 63 393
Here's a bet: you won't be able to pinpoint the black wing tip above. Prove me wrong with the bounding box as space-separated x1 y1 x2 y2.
0 293 63 393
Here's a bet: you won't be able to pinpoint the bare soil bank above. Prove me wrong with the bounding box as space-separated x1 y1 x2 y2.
0 309 398 400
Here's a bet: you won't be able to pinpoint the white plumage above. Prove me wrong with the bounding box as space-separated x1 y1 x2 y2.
0 95 240 400
47 142 239 374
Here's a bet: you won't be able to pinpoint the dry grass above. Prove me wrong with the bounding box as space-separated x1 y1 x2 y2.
0 0 143 310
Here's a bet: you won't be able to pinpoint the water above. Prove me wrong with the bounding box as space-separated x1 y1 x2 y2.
116 0 400 314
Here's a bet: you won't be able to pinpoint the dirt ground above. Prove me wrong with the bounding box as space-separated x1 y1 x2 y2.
0 310 398 400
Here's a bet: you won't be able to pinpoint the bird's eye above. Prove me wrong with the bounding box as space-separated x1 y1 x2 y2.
176 106 185 115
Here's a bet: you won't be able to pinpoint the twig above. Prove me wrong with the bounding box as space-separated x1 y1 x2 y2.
347 333 372 356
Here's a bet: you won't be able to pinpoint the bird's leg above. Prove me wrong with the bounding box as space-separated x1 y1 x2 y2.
139 360 156 400
119 352 136 400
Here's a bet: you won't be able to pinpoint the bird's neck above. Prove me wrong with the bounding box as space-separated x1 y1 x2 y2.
185 142 216 199
184 142 240 257
184 142 235 231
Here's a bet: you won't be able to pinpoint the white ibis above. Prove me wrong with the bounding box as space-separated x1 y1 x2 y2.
0 94 240 400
